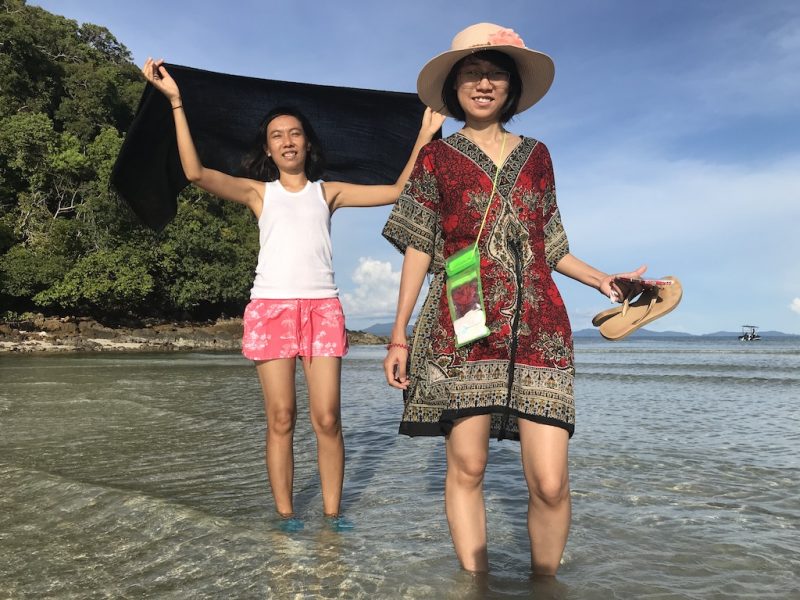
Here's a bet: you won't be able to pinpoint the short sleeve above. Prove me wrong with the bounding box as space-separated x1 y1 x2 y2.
381 142 444 271
539 143 570 270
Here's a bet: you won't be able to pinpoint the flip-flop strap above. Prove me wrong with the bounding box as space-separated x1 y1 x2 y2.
631 294 658 326
620 288 639 317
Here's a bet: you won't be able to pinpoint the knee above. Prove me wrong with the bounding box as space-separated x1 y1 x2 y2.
268 408 296 436
448 453 488 487
530 476 570 507
311 411 341 437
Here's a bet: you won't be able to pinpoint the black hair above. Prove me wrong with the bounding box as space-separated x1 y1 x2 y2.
241 106 326 181
442 50 522 124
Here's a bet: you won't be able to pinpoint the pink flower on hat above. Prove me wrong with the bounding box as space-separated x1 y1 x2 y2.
487 28 524 48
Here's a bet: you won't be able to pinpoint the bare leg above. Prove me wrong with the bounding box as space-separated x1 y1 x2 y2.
255 358 297 516
518 419 571 575
444 415 491 572
301 356 344 516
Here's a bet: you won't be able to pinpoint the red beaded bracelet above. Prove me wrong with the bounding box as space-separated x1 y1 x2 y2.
386 342 411 351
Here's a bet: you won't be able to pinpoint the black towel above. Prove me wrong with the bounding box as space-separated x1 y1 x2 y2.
111 64 429 231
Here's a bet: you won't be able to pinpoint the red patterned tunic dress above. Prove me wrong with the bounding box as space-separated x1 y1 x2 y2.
382 133 575 440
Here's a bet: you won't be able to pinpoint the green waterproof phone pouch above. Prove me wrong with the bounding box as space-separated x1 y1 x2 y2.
442 133 507 348
445 243 490 347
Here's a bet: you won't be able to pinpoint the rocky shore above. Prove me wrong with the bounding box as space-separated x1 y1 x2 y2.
0 315 388 353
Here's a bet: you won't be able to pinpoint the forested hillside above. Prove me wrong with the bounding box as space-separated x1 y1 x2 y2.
0 0 258 322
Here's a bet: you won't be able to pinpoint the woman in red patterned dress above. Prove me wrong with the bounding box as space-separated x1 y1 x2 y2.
382 23 645 575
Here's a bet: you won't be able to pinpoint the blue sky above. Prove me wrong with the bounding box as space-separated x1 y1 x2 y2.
33 0 800 334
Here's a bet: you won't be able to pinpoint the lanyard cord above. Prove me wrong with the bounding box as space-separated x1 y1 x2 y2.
474 132 507 246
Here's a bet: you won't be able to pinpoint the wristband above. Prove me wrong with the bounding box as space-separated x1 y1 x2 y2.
386 343 411 352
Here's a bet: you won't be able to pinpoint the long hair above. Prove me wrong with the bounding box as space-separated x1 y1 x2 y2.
442 50 522 124
241 106 326 181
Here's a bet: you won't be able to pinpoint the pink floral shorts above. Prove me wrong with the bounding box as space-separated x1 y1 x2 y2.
242 298 349 360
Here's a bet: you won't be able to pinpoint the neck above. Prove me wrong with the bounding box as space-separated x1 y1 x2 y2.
461 121 506 145
278 171 308 191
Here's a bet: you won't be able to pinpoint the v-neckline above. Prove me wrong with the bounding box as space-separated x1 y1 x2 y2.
446 133 533 186
454 131 524 170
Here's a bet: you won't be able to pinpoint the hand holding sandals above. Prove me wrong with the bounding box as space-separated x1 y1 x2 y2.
593 272 683 340
599 264 647 303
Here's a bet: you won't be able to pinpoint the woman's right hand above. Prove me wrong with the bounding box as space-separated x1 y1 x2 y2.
599 265 647 302
384 337 411 390
142 57 181 104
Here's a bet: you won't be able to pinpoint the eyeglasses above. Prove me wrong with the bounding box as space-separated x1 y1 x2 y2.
457 69 511 85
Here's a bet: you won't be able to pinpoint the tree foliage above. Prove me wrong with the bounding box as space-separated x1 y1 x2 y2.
34 245 154 314
0 0 259 321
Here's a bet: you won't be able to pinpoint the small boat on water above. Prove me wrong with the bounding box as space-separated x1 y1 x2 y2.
739 325 761 341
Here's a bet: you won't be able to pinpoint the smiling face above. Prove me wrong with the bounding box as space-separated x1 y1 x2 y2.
265 114 308 174
454 56 511 124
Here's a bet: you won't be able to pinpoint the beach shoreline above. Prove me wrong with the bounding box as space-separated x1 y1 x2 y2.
0 314 388 353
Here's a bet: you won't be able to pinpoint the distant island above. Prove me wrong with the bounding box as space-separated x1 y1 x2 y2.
362 322 800 339
3 315 798 354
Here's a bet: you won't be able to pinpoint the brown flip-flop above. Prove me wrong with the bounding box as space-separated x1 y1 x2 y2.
592 304 625 327
591 286 648 327
598 276 683 340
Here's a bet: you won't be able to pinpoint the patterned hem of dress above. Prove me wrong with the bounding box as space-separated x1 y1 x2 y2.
399 407 574 441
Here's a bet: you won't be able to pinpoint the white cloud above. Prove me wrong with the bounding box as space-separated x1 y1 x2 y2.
340 258 401 319
790 298 800 315
558 151 800 252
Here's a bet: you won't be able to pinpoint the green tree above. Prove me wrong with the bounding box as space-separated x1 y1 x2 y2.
0 1 259 322
0 111 56 207
0 0 67 118
0 1 140 131
0 243 68 300
155 190 258 318
34 244 154 314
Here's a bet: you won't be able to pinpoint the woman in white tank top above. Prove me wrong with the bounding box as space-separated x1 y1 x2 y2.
143 57 444 532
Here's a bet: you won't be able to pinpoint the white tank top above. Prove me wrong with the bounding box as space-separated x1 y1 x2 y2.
250 180 338 299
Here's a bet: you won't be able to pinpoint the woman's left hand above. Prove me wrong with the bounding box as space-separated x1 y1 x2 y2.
142 57 181 102
420 107 446 139
384 345 411 390
599 264 647 302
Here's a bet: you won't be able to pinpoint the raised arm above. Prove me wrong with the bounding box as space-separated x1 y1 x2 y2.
142 58 263 214
555 253 647 302
324 107 446 211
383 247 432 389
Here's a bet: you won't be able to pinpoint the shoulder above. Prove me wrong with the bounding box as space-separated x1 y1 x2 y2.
514 135 542 150
417 138 440 158
440 133 462 150
259 178 275 197
420 136 459 166
319 180 339 207
519 136 553 167
423 137 453 157
523 136 548 154
246 176 269 205
313 180 330 198
407 139 448 175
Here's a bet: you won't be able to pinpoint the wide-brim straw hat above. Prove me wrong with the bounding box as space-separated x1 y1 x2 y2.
417 23 555 117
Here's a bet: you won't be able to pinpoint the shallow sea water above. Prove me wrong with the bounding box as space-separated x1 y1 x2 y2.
1 338 798 598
